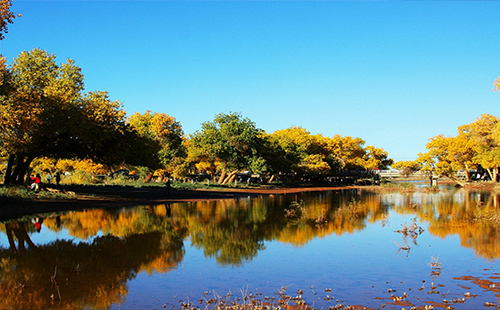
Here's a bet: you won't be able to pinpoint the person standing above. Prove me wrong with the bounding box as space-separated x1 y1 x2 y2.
164 178 171 196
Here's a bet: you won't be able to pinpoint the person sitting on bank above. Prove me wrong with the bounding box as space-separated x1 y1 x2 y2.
31 173 42 191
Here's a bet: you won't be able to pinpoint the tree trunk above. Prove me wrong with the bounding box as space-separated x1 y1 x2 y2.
221 171 237 185
144 173 153 183
465 170 471 182
269 175 275 183
218 170 226 184
4 153 35 186
3 154 15 185
16 155 34 184
226 172 237 184
444 175 466 187
486 168 494 181
493 168 499 182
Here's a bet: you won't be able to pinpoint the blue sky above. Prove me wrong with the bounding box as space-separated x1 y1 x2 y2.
1 1 499 162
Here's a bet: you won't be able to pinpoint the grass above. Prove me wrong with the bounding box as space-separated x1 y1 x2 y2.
0 185 77 201
363 181 417 192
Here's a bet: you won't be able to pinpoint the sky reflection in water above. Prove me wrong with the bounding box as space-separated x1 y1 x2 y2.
1 187 500 309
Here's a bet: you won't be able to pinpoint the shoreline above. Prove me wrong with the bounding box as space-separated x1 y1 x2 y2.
0 185 359 221
2 180 497 221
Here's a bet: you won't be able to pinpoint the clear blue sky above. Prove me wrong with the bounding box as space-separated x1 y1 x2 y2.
2 1 499 162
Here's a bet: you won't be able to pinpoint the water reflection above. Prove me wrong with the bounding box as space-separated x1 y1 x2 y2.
384 188 500 261
0 188 500 309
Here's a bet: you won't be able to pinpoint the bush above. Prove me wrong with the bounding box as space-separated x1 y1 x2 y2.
64 170 103 185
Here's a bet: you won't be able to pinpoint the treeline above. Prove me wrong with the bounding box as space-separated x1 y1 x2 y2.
0 49 393 185
394 112 500 184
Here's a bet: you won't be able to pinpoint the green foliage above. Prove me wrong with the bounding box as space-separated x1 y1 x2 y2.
0 185 73 200
190 112 269 173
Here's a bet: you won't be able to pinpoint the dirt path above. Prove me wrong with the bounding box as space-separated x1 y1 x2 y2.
0 185 358 221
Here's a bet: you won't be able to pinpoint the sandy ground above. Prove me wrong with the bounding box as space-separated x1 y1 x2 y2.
0 185 358 221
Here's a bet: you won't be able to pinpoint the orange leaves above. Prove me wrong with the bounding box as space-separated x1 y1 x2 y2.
0 0 19 40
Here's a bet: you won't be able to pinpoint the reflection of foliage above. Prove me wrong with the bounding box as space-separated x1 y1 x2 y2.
0 232 183 310
0 205 187 310
392 189 500 261
6 188 500 309
337 197 360 219
189 200 267 266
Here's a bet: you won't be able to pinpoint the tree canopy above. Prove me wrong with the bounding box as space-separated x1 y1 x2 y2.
189 112 269 174
0 49 146 184
1 48 396 185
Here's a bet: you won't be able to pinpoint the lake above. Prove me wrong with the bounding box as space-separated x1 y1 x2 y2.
1 186 500 309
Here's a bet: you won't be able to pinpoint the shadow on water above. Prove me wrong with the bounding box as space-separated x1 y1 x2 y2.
1 187 500 309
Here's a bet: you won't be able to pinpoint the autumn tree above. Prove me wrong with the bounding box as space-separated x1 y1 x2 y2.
361 145 393 170
392 160 421 178
324 134 366 170
460 114 500 181
0 0 20 41
0 49 147 185
128 110 185 172
418 114 500 184
269 126 328 174
494 77 500 94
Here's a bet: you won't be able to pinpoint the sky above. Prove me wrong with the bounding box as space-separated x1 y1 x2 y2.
1 1 499 162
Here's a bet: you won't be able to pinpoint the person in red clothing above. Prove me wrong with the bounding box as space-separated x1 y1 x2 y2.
30 173 42 191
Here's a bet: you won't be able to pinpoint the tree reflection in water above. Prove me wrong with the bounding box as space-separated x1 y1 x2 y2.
0 206 186 310
1 188 500 309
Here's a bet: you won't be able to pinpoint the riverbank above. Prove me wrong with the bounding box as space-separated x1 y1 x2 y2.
2 180 498 221
0 184 359 221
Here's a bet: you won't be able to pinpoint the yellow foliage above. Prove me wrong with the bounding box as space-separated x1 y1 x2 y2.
324 134 366 169
300 154 331 174
51 158 108 174
0 0 19 40
494 76 500 93
30 157 57 173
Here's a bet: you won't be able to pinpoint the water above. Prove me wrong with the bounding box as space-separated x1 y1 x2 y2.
1 187 500 309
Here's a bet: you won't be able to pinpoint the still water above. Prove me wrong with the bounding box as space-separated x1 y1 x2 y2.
1 187 500 309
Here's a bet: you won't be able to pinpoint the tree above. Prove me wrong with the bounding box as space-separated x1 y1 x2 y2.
0 0 20 41
461 114 500 181
418 114 500 184
189 112 268 181
361 145 393 170
128 110 185 169
1 49 82 184
393 160 422 178
0 49 138 185
269 126 325 173
324 135 366 170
